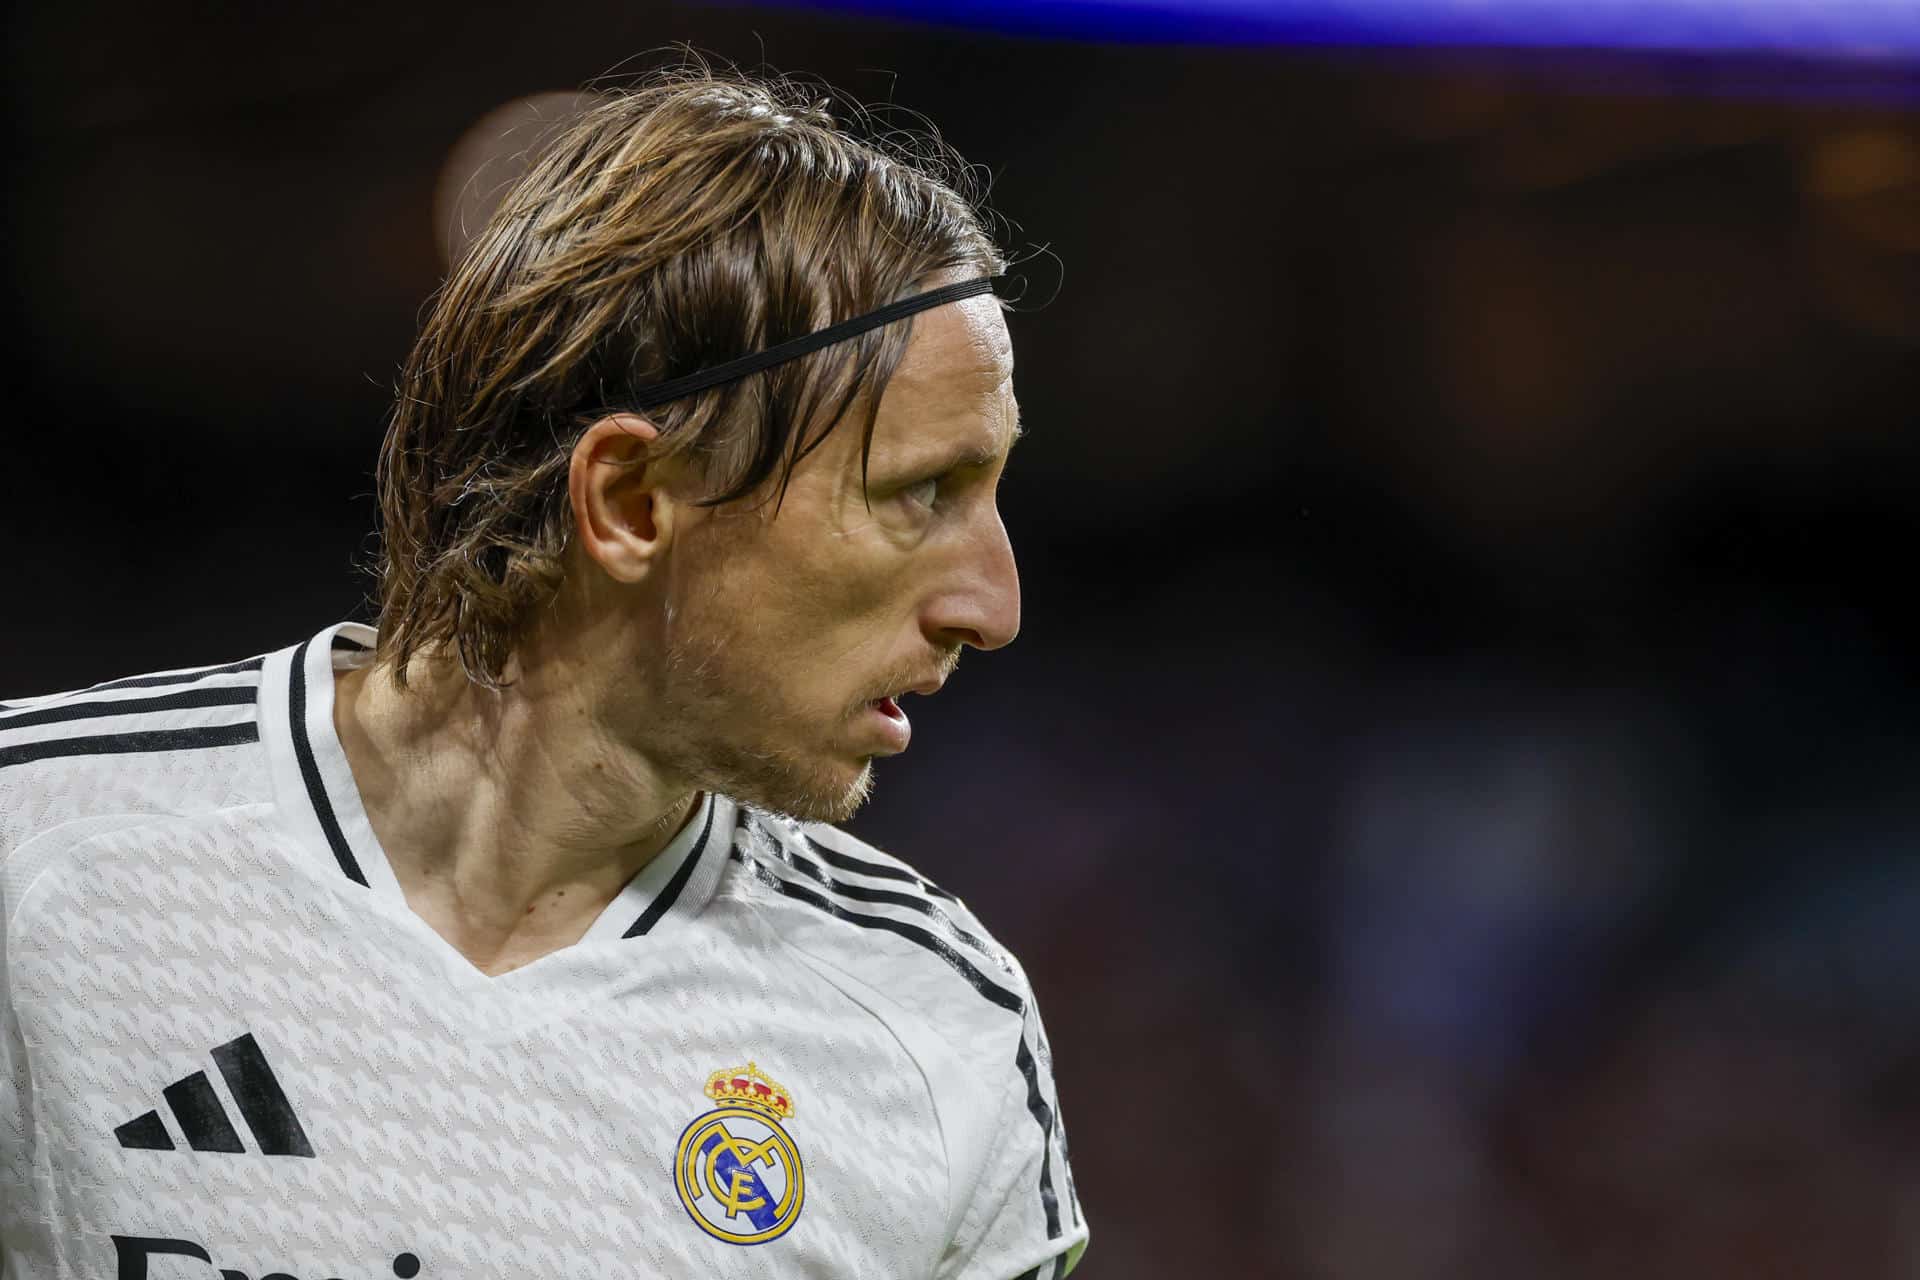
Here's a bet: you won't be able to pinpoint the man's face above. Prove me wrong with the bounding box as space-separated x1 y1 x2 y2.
641 281 1022 822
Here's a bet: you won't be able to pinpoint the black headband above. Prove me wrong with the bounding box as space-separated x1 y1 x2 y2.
620 274 1003 410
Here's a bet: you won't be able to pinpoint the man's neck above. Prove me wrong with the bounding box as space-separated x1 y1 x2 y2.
331 647 699 977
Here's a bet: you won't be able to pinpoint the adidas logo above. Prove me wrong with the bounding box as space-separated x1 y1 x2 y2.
114 1032 313 1158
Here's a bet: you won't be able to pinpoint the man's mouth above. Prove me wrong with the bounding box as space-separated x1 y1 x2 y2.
858 663 954 745
860 693 914 753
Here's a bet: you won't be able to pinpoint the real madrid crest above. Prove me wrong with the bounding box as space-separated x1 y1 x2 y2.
675 1062 806 1246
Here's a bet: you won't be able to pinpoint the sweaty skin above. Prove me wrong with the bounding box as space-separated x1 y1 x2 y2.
333 271 1021 976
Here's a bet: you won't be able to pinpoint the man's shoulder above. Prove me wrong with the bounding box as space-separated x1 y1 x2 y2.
723 805 1036 1041
0 650 276 861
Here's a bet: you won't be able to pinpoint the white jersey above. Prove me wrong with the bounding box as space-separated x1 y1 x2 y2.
0 623 1087 1279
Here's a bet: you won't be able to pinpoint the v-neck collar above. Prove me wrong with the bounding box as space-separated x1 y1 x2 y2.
259 622 729 963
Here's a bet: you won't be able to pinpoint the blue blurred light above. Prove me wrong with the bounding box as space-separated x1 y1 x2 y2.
767 0 1920 59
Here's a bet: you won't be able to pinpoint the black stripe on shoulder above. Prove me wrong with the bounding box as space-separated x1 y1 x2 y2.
801 831 960 901
74 656 266 698
287 638 367 887
742 816 999 962
2 656 264 710
0 685 258 732
623 799 717 938
0 722 259 771
730 848 1024 1016
1016 1036 1064 1240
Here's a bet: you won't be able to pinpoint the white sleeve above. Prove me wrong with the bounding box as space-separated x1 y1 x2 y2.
1 829 19 1271
939 996 1089 1280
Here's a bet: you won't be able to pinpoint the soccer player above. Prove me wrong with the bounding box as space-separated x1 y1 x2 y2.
0 67 1086 1279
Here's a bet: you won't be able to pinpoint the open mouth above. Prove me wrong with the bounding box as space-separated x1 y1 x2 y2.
871 695 906 721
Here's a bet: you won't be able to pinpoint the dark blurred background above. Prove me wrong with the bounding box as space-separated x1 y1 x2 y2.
6 2 1919 1275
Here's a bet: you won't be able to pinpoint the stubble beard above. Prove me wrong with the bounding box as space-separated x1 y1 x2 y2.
653 625 876 825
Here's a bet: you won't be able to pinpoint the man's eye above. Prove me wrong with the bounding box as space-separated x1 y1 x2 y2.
900 477 939 510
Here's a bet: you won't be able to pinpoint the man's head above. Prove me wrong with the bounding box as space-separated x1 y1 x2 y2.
375 65 1020 821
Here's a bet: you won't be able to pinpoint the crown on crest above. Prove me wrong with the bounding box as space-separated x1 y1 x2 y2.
705 1062 796 1120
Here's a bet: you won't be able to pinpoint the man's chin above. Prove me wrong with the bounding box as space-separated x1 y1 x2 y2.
723 756 873 826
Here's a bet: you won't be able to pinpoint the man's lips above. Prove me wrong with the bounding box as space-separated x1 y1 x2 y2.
861 695 912 752
858 665 954 742
871 673 948 706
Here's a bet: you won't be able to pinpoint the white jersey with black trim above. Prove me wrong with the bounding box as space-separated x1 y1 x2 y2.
0 623 1088 1280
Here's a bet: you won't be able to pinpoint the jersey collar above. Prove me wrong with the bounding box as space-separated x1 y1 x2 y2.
260 622 730 946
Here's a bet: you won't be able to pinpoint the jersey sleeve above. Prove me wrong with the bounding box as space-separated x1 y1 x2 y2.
939 993 1090 1280
1 814 22 1272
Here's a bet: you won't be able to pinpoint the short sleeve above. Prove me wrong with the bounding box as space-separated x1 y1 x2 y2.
939 995 1089 1280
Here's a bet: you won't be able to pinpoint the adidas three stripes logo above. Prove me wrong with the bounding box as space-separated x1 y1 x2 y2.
114 1033 314 1158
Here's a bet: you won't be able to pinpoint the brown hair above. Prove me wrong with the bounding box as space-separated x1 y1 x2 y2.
375 60 1007 687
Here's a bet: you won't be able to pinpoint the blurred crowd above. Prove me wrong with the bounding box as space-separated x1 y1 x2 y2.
866 601 1920 1277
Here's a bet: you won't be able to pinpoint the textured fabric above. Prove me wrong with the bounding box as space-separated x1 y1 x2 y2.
0 624 1087 1279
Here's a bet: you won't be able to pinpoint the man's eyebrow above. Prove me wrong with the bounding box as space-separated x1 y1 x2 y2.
985 407 1025 460
881 408 1023 479
960 419 1022 470
919 409 1022 474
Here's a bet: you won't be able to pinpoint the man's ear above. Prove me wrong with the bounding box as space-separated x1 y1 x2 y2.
569 414 677 584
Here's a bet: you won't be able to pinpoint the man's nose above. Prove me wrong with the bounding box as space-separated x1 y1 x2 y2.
925 510 1021 652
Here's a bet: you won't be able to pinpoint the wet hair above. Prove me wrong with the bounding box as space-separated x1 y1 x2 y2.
375 58 1005 687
